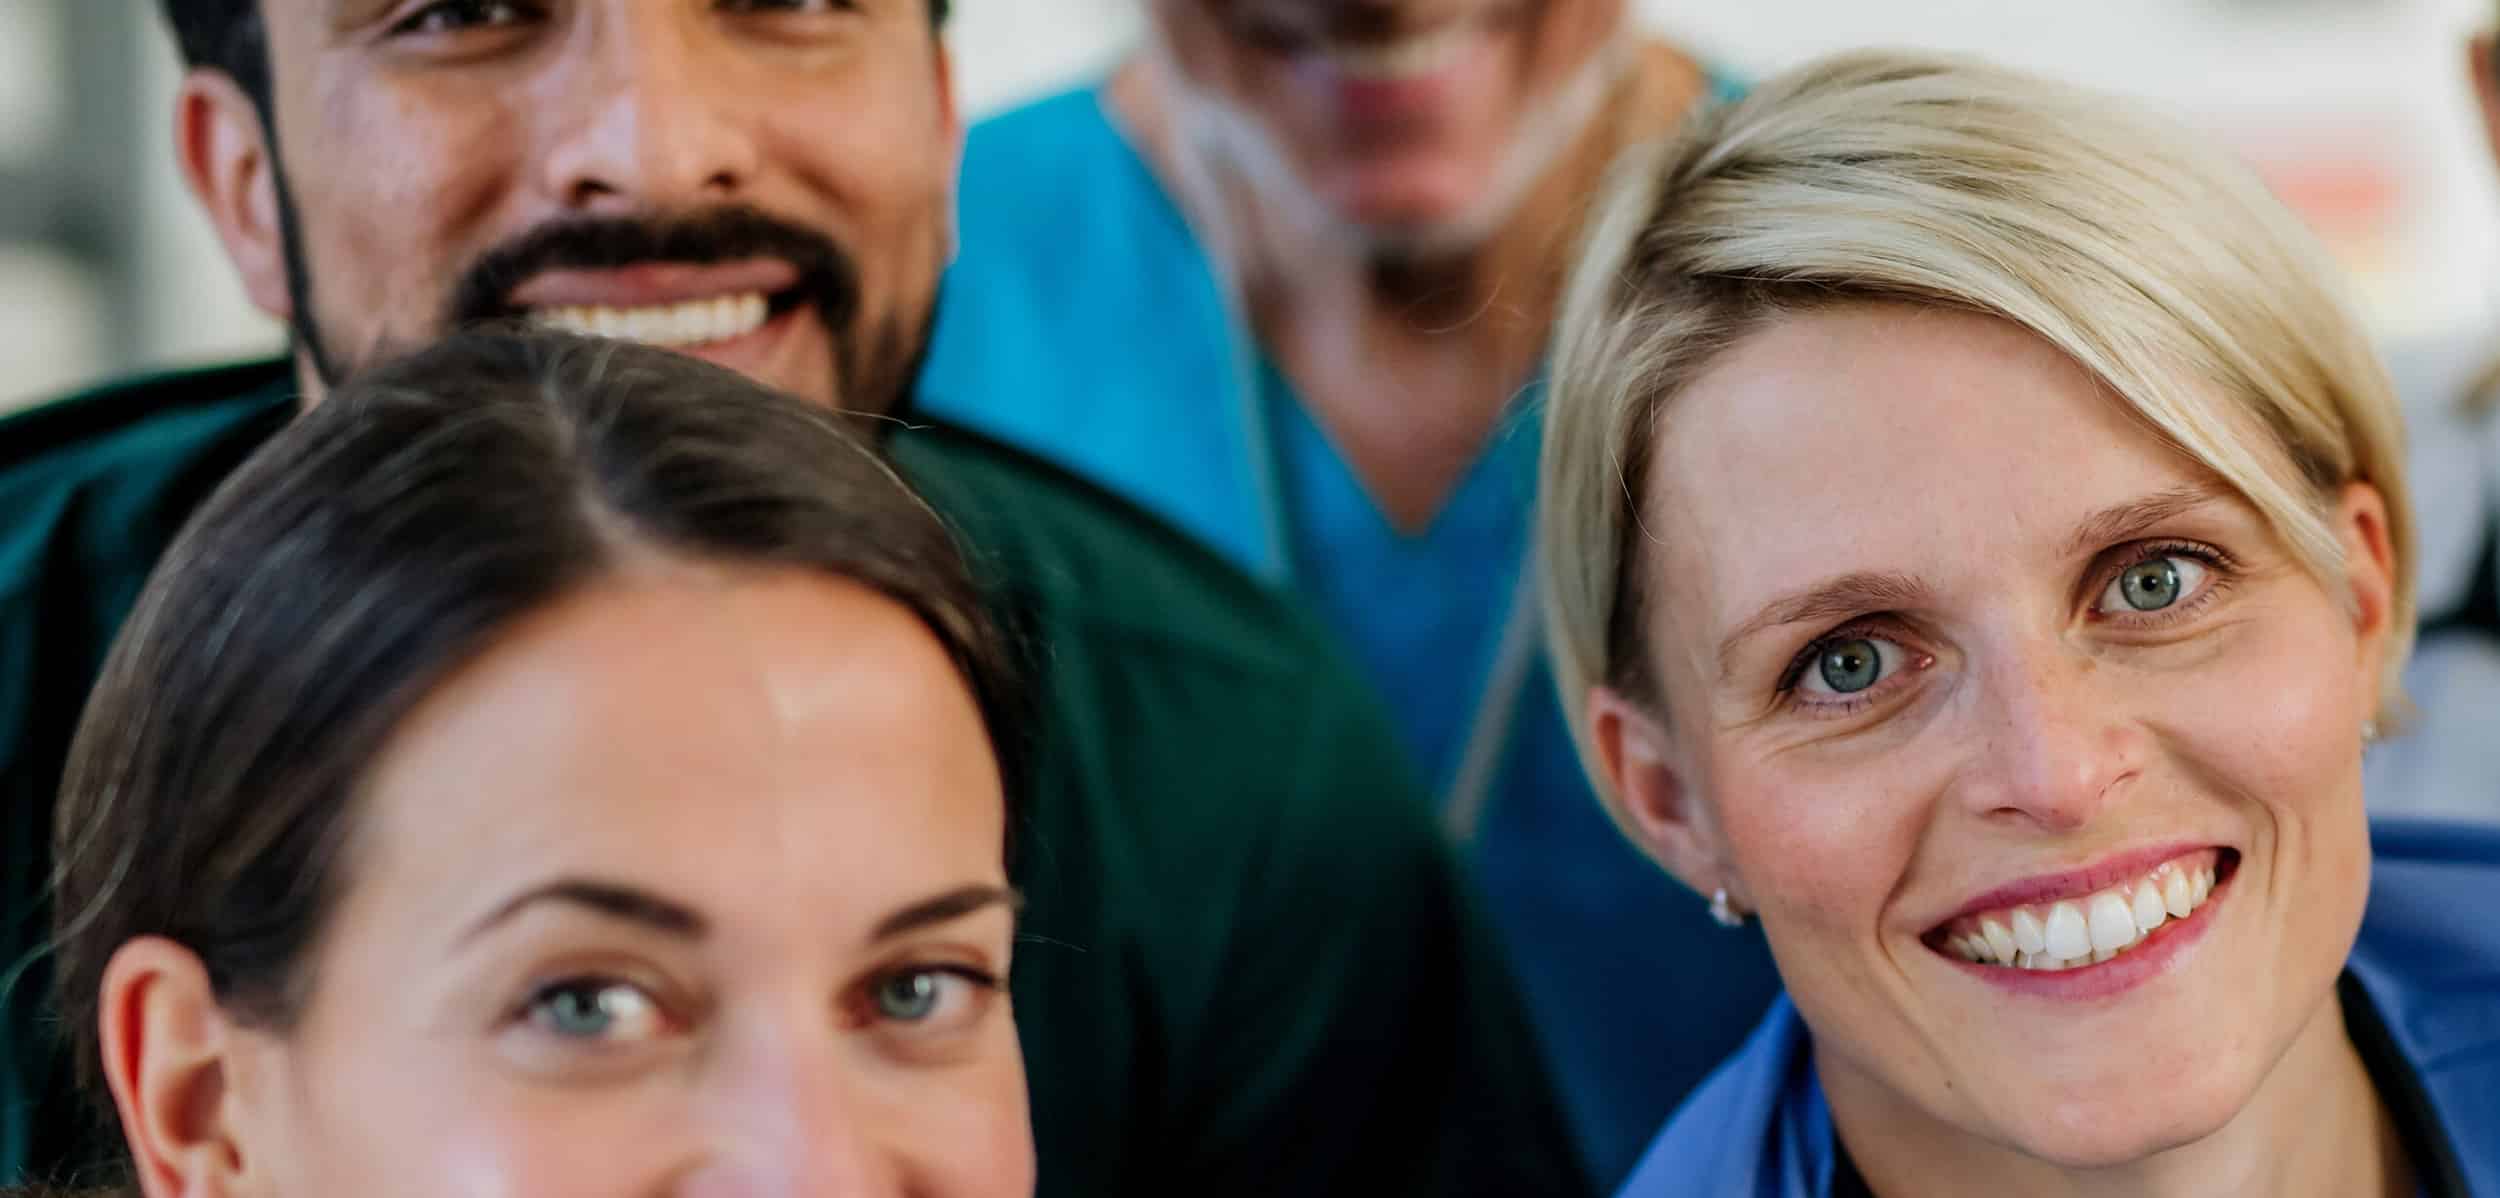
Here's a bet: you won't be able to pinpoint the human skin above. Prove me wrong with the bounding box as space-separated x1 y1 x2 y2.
1587 303 2413 1198
175 0 958 412
101 568 1032 1197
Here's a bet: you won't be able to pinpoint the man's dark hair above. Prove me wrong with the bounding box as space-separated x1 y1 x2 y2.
160 0 952 115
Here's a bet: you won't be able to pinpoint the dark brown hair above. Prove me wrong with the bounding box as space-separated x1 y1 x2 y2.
46 328 1024 1182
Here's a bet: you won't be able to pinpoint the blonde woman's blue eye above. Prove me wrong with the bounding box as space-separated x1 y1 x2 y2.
1804 637 1894 697
527 980 663 1041
2101 555 2209 614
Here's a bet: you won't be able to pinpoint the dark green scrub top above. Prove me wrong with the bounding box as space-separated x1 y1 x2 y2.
0 361 1589 1197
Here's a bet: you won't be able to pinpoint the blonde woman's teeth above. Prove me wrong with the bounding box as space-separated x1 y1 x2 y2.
1941 859 2220 971
533 293 771 348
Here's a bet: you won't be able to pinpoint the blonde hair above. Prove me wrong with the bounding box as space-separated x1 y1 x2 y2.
1539 50 2416 829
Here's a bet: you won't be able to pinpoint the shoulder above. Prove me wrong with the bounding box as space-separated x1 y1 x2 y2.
1617 995 1808 1196
961 84 1128 174
0 360 293 487
954 82 1179 247
0 362 295 601
2357 819 2500 1002
2353 819 2500 1166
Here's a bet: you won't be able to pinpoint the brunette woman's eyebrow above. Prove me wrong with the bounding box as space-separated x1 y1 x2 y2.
462 878 707 943
872 884 1021 941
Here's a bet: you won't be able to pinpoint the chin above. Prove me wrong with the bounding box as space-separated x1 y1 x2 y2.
1325 175 1507 256
1999 1068 2252 1169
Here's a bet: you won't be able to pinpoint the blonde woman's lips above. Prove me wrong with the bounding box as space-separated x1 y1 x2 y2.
1924 846 2236 999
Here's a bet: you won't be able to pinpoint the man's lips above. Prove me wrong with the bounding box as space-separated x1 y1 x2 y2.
503 259 803 312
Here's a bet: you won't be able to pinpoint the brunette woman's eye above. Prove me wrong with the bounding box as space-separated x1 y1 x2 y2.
522 977 667 1043
862 965 1000 1029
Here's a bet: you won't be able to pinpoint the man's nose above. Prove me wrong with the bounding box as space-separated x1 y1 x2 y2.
537 11 762 215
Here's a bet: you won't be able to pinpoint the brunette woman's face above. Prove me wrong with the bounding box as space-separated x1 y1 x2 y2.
222 568 1029 1197
1597 304 2396 1166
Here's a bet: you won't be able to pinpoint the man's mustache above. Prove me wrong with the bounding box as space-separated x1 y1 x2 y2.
444 207 861 336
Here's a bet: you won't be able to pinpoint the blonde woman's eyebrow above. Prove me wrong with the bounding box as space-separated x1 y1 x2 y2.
2059 483 2231 561
1715 570 1935 683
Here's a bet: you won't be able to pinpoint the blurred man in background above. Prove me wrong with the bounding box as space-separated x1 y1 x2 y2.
921 1 1777 1181
2357 13 2500 822
0 2 1586 1193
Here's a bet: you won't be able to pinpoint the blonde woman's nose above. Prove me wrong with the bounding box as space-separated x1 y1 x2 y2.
1951 646 2144 830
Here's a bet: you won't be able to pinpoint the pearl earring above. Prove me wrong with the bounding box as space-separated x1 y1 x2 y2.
1709 887 1745 928
2362 719 2380 745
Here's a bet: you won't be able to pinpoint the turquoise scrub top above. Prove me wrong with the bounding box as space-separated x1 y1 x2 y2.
921 79 1778 1185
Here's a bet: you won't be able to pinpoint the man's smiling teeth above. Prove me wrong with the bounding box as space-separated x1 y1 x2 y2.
1945 859 2217 971
1324 27 1479 80
532 293 770 348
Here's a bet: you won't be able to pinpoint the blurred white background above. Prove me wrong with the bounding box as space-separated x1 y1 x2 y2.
4 0 2498 410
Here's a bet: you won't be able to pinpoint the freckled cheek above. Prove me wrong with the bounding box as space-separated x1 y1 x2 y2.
1714 770 1915 950
2142 608 2366 824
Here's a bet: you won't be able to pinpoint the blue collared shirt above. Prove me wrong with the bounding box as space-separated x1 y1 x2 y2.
922 77 1776 1184
1617 819 2500 1197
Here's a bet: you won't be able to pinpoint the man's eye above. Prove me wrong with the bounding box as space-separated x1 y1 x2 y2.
392 0 535 36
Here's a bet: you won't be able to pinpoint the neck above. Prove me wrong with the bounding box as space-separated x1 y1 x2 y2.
1130 36 1676 362
1824 986 2413 1198
1107 39 1701 527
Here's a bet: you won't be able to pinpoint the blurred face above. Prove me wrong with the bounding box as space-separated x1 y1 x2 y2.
1147 0 1631 248
2470 31 2500 179
224 568 1030 1196
234 0 956 411
1610 305 2393 1166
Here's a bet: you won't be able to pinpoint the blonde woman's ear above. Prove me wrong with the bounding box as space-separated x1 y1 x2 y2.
2333 481 2400 700
98 937 254 1198
1589 685 1729 899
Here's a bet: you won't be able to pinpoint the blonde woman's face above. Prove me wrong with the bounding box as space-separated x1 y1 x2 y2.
1623 304 2393 1165
220 569 1030 1198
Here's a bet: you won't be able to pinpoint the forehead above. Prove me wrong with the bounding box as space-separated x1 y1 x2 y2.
1643 304 2220 643
350 568 1006 940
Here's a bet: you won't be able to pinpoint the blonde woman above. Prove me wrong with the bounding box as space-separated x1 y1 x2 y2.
1539 51 2500 1196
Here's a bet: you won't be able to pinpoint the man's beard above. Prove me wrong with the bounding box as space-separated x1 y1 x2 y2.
271 160 925 413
